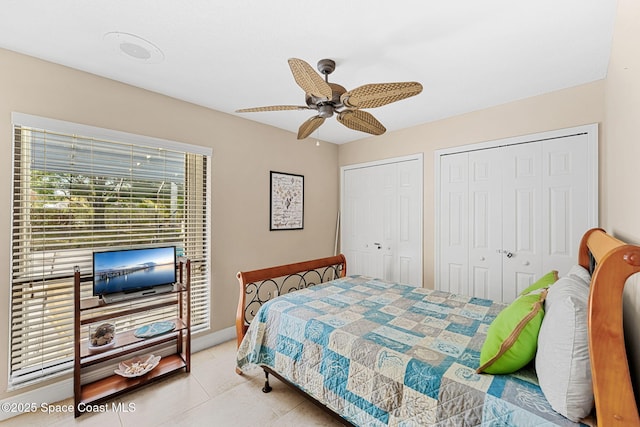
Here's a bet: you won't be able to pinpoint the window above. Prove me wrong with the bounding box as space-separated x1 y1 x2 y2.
9 113 211 388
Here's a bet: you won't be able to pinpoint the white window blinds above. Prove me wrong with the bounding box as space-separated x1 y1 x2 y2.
10 114 211 388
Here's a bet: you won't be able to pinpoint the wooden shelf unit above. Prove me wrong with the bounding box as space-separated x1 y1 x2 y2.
73 258 191 417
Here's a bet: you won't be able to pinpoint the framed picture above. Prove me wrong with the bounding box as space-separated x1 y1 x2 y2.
270 171 304 230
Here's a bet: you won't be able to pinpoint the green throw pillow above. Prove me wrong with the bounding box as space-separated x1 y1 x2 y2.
519 270 558 296
477 289 548 374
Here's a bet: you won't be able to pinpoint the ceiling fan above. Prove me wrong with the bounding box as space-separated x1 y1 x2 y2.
236 58 423 140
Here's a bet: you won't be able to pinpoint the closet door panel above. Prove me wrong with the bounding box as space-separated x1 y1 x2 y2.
343 167 376 278
542 134 591 275
439 153 469 295
502 143 543 301
468 150 503 300
397 160 422 285
379 163 397 282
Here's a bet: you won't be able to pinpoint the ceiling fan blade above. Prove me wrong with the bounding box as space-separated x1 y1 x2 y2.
337 110 386 136
297 116 325 140
341 82 423 109
288 58 333 100
236 105 309 113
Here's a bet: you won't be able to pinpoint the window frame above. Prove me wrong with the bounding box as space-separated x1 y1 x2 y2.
9 112 212 389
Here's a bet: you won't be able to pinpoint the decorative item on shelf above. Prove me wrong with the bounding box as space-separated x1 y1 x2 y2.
134 320 176 338
88 323 116 352
114 354 161 378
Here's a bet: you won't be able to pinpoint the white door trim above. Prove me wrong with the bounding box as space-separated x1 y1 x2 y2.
434 124 599 290
340 153 424 285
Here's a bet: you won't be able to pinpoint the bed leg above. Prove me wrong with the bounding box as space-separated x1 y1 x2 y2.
262 370 272 393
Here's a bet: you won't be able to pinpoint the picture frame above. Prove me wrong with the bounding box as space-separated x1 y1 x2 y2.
270 171 304 230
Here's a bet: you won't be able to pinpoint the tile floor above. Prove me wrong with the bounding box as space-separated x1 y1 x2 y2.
4 340 344 427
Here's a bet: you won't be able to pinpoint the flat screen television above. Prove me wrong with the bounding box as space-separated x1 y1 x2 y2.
93 246 177 303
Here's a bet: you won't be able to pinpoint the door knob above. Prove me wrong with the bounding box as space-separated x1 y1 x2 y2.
374 243 382 250
496 249 514 258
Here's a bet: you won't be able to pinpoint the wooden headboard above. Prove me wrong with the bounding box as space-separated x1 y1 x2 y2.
235 254 347 347
578 228 640 426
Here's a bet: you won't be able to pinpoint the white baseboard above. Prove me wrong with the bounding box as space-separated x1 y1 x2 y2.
191 325 235 353
0 378 73 421
0 326 236 421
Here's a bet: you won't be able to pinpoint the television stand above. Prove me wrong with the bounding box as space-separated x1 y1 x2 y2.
73 258 191 417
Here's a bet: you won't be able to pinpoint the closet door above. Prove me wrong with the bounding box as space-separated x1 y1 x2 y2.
501 136 592 298
342 157 423 286
501 143 544 300
396 158 423 285
541 134 592 275
375 162 397 282
436 125 598 303
439 145 541 301
439 153 469 295
440 147 542 301
343 164 381 279
468 149 504 300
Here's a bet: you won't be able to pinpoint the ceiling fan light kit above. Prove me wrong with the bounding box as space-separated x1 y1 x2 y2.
237 58 423 140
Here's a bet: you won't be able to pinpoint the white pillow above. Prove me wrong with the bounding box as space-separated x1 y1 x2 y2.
565 264 591 287
535 269 593 422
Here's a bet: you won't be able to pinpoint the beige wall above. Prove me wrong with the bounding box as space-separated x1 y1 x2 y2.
339 81 605 288
603 0 640 242
0 48 339 399
603 0 640 393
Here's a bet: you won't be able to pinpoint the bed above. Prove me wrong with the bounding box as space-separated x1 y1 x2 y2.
235 229 640 426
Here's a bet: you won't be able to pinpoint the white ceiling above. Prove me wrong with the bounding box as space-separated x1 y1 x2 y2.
0 1 617 144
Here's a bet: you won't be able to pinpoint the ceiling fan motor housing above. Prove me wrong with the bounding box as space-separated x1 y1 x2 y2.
306 82 346 113
318 104 334 118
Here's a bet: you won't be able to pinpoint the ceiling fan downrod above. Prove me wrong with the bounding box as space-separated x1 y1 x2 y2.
317 59 336 78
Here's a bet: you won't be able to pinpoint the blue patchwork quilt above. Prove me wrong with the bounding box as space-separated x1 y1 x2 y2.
236 276 582 426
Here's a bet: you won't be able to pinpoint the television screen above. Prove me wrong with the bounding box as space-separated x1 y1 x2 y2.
93 246 177 297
